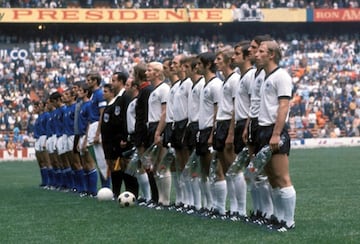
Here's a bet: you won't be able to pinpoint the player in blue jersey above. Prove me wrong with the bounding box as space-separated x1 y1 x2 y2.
50 91 73 191
77 83 98 197
62 87 86 193
33 101 52 188
86 72 110 189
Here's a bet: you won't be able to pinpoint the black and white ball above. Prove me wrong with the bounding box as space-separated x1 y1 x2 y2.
118 191 136 207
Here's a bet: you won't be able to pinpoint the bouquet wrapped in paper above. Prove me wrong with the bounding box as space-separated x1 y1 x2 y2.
208 147 218 184
157 146 175 178
124 147 139 176
226 147 250 177
140 144 159 170
244 138 284 181
186 150 201 178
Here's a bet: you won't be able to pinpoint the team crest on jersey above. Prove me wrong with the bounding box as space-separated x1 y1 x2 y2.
103 113 109 123
115 106 121 115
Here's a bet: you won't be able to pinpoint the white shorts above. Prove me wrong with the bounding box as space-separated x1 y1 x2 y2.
46 135 57 154
35 135 47 152
66 135 75 152
56 135 67 155
87 121 101 146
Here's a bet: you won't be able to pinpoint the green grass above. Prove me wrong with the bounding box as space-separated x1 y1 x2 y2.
1 147 359 243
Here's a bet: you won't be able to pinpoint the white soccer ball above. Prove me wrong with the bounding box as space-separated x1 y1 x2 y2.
118 191 136 207
97 187 114 201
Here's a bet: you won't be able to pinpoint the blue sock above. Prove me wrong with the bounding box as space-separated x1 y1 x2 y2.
75 169 86 193
40 167 48 186
87 168 98 196
48 168 55 187
100 174 111 188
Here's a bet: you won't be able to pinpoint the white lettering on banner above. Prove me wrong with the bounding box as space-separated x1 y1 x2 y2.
10 49 28 60
291 137 360 149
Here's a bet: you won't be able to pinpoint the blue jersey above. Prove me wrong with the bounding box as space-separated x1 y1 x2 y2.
63 103 75 136
34 112 49 138
54 105 66 137
89 88 107 123
46 110 56 138
79 101 91 136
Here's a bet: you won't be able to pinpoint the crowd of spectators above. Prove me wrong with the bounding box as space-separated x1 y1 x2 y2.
0 30 359 149
1 0 359 9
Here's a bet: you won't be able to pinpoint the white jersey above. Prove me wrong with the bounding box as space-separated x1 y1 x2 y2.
127 97 137 134
188 77 205 123
165 80 180 123
234 68 256 121
249 69 266 118
199 77 223 130
258 67 292 126
148 82 170 123
173 77 192 122
216 72 239 121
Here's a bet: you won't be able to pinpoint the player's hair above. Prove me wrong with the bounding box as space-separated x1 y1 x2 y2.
234 40 251 59
180 55 192 66
189 56 199 70
133 63 147 83
197 52 217 73
252 34 273 46
87 72 102 86
49 91 62 102
113 71 128 85
216 45 234 65
103 83 114 93
264 40 282 64
80 82 92 98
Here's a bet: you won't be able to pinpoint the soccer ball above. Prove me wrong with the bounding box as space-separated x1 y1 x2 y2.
97 187 114 201
118 191 136 207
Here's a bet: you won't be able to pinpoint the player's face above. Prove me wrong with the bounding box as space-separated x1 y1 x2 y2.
255 43 270 67
162 60 171 78
215 53 226 72
196 59 205 75
77 88 86 99
145 65 157 82
103 87 113 102
182 62 191 77
125 78 133 92
248 40 259 62
232 46 244 67
171 56 181 75
111 75 121 91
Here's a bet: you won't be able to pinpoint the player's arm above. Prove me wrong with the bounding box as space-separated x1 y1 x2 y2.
95 107 104 144
270 97 290 149
155 103 166 146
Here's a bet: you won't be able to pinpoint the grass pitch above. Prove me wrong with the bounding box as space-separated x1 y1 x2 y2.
0 147 359 243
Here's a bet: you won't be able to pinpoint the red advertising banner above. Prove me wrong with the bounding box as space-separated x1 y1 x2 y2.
314 8 360 22
0 8 233 23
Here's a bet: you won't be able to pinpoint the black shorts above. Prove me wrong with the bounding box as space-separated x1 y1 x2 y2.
248 118 260 154
162 122 174 147
234 119 247 154
212 120 231 152
147 122 159 147
134 124 149 148
171 119 188 149
257 124 291 155
196 127 212 156
184 122 199 151
102 142 121 160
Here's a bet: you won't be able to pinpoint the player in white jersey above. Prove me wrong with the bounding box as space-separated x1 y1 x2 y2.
229 41 256 220
146 62 171 209
210 45 240 219
196 52 223 217
244 35 275 224
256 40 296 232
183 56 205 213
171 55 193 211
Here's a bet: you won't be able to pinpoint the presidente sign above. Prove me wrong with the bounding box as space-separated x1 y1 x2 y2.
0 8 233 23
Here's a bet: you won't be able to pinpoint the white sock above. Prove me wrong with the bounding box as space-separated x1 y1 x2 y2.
226 175 237 214
271 187 284 221
250 182 260 213
155 176 163 204
214 180 227 215
184 174 194 207
202 178 213 210
173 173 183 205
258 179 274 218
200 180 207 209
279 185 296 227
136 173 151 201
191 177 201 210
180 173 189 207
233 172 247 216
159 174 172 206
